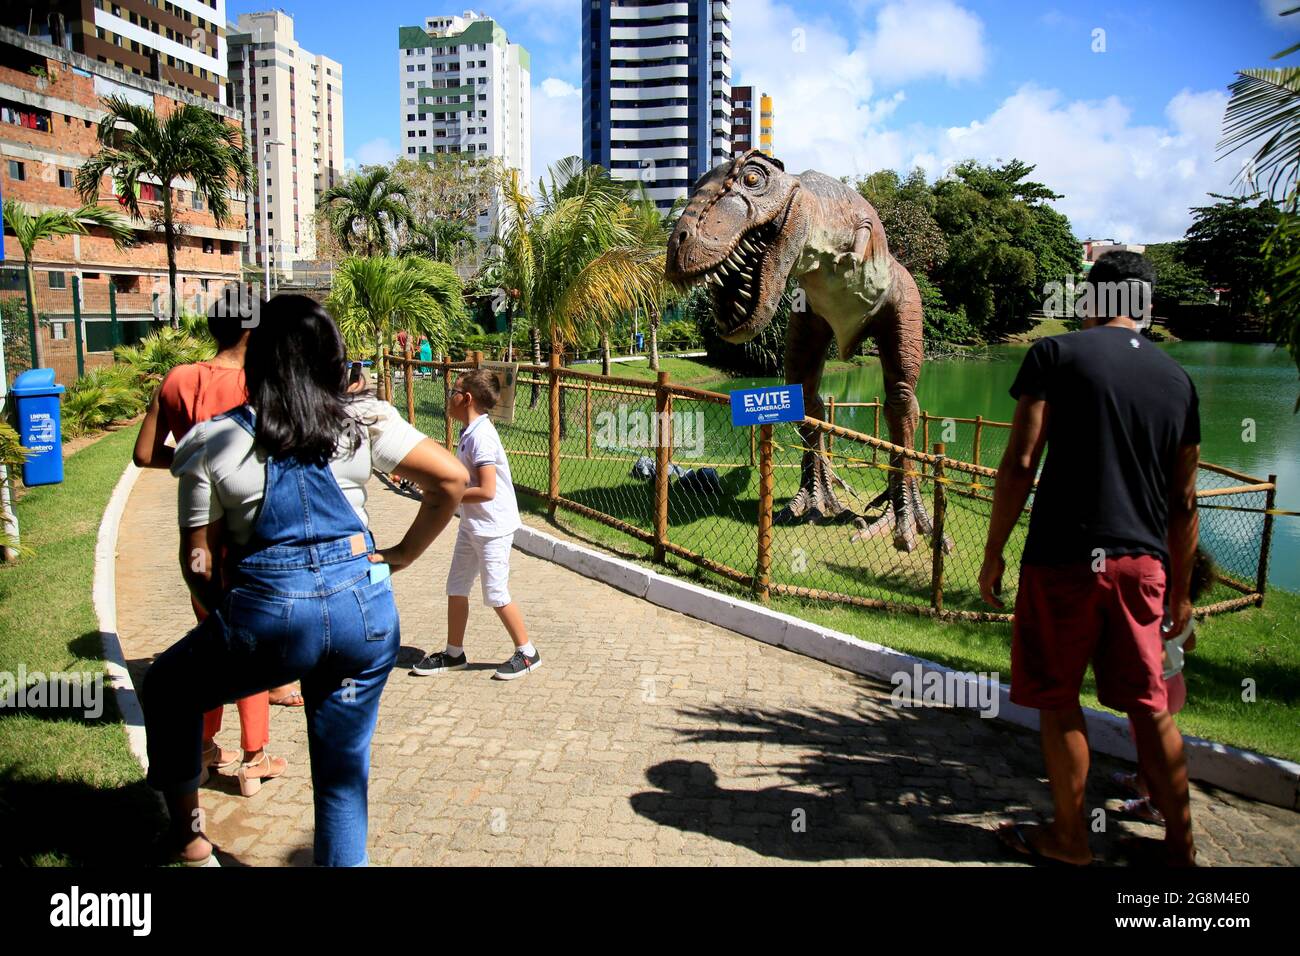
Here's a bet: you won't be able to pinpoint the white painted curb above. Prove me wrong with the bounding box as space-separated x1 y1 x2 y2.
513 523 1300 811
93 461 149 773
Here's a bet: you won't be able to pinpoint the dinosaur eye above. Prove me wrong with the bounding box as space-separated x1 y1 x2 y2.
744 171 762 187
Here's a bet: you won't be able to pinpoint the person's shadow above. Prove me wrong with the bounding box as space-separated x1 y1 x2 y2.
629 697 1125 864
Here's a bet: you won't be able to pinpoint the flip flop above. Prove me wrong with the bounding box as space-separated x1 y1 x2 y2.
994 822 1092 867
1115 797 1166 825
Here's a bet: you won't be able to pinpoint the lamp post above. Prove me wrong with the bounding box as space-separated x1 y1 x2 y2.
261 139 285 301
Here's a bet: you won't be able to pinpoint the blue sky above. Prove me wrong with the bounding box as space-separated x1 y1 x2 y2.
229 0 1300 241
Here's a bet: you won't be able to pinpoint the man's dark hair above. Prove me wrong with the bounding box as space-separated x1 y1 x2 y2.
208 287 251 349
458 368 500 412
1086 250 1156 321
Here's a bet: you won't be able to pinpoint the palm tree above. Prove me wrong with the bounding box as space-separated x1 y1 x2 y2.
77 96 252 326
627 188 686 371
1221 4 1300 405
2 199 132 367
487 158 670 402
327 256 467 401
320 167 413 258
400 217 476 264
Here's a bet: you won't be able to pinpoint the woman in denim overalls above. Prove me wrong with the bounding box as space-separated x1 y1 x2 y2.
142 296 468 866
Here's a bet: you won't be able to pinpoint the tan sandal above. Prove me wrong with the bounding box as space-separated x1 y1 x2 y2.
269 684 305 707
237 751 287 797
198 742 240 786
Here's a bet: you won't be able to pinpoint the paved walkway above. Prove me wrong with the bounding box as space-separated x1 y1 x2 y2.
116 467 1300 866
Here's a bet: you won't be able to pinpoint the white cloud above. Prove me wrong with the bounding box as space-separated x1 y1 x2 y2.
347 137 397 171
730 0 1238 242
924 86 1235 242
531 78 582 185
860 0 987 85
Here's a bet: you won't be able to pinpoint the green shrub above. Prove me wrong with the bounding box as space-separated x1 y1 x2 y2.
62 366 148 438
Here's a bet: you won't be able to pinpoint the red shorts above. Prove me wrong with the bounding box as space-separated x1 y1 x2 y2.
1011 555 1168 715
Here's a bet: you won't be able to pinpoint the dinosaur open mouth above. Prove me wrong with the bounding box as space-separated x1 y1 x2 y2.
694 220 780 335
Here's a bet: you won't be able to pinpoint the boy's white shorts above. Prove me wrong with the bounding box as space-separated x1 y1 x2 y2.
446 525 514 607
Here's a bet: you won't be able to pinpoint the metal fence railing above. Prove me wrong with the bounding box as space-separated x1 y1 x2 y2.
385 353 1277 623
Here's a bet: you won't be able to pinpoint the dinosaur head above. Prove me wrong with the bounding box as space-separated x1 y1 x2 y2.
666 151 806 343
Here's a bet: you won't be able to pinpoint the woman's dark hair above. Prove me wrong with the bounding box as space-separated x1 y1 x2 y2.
244 294 364 463
208 287 252 349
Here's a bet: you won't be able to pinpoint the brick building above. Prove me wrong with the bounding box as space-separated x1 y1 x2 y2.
1 26 246 383
1 0 228 104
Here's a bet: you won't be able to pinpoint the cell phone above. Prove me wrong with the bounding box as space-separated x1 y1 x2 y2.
369 562 391 584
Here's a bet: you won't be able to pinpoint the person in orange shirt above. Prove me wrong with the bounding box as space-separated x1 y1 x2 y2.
134 298 290 793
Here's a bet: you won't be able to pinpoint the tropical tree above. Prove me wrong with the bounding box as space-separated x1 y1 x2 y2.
487 158 670 408
326 256 467 400
2 199 132 366
319 167 413 258
1220 3 1300 405
77 95 252 325
399 217 477 264
1182 194 1281 316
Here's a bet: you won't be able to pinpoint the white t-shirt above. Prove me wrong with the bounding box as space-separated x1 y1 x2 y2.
456 414 520 538
171 397 426 544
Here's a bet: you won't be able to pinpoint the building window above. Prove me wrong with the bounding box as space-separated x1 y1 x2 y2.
203 238 215 254
8 160 26 181
1 101 53 133
58 169 74 189
51 322 67 340
139 183 163 202
191 191 205 210
48 271 67 289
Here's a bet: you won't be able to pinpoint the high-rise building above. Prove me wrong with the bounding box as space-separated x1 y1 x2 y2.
398 12 531 240
731 86 773 158
2 0 229 103
227 11 344 273
583 0 732 214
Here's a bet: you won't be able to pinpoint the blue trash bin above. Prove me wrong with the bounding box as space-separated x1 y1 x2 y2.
635 332 645 352
12 368 66 486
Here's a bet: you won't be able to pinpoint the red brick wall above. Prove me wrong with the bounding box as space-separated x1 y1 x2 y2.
2 46 247 283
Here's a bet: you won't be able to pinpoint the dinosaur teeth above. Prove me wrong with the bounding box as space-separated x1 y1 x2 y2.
738 288 752 300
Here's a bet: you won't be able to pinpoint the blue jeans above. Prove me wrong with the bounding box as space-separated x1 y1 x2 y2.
143 536 400 867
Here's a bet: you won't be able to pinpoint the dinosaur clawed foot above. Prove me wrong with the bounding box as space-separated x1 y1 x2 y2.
849 480 954 553
774 451 855 526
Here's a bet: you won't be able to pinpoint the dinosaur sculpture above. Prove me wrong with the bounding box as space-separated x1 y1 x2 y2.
665 150 943 552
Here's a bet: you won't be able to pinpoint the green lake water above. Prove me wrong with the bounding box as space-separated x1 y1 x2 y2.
736 341 1300 592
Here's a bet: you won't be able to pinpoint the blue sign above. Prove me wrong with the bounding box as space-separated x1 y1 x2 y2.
730 384 805 427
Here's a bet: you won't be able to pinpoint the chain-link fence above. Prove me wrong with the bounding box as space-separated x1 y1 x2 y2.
387 354 1277 622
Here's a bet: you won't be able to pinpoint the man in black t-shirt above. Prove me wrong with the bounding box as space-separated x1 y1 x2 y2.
980 251 1200 866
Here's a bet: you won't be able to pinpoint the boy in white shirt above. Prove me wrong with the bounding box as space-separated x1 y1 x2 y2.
413 369 540 680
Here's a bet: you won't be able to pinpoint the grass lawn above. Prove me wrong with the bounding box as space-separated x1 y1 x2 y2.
0 426 164 866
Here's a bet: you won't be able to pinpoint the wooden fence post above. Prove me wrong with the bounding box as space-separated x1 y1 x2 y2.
442 361 454 449
827 396 836 451
1257 473 1278 605
653 370 672 562
749 424 756 466
930 442 947 613
922 412 930 453
872 395 881 464
756 422 774 603
548 351 562 514
404 343 416 425
584 383 592 458
972 415 984 469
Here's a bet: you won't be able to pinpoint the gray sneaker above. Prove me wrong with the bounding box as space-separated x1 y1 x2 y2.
412 650 468 676
494 647 541 681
